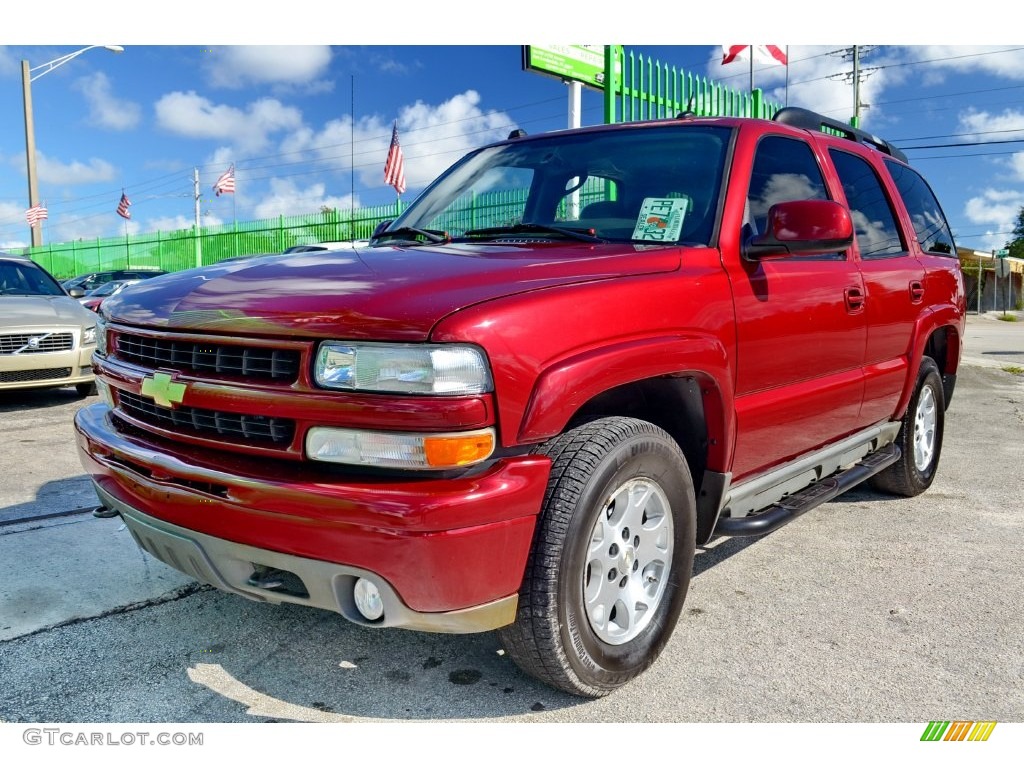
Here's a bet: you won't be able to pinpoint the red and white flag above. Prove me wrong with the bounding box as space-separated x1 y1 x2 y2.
721 45 788 66
384 122 406 196
26 204 48 226
116 192 132 220
213 164 236 196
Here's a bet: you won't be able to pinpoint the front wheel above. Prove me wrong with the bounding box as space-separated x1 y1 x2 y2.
498 417 696 697
870 357 945 497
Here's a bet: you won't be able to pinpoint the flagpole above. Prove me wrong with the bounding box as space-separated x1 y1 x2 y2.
193 168 203 269
785 46 790 106
350 74 355 241
124 199 130 269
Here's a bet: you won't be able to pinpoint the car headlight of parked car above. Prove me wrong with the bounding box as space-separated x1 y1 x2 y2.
92 316 106 355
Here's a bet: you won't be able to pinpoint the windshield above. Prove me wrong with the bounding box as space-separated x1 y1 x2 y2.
388 124 731 246
0 260 65 297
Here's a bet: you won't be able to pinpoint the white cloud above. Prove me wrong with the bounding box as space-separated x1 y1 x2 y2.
35 151 116 185
900 46 1024 81
956 108 1024 143
0 200 30 249
73 72 141 130
251 178 356 219
203 46 333 90
0 46 19 78
155 91 303 153
279 90 514 194
1009 153 1024 182
963 188 1024 251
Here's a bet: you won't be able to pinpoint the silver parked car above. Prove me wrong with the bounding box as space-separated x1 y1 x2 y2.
0 254 97 396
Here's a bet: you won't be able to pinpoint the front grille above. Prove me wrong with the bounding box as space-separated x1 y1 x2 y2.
0 367 72 383
119 390 295 447
116 333 300 383
0 332 74 354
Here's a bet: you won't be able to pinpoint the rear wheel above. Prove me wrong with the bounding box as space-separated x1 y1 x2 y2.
499 417 696 697
871 357 945 496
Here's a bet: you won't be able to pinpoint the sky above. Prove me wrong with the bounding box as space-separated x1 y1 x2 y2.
1 5 1022 258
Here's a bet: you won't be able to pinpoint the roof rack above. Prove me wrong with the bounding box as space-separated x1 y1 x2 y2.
772 106 909 165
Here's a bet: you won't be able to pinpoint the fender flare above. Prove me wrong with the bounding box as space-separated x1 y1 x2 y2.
895 305 963 417
516 334 735 470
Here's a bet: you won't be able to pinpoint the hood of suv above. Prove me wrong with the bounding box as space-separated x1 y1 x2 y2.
103 243 681 340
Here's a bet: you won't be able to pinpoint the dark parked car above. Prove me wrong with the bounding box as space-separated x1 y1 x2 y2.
79 279 143 312
61 269 166 296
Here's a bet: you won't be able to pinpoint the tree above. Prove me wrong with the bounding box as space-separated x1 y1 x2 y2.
1009 206 1024 260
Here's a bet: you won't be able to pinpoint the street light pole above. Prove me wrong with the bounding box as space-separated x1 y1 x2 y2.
21 60 41 248
21 45 124 248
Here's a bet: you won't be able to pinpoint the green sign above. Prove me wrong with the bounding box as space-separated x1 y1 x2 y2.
522 45 609 91
995 248 1010 257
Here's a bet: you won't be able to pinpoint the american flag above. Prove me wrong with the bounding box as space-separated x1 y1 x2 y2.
25 204 48 226
117 192 132 219
721 45 788 66
213 164 236 196
384 122 406 195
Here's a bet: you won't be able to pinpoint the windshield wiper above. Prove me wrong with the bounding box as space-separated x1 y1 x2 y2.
461 223 604 243
370 226 450 245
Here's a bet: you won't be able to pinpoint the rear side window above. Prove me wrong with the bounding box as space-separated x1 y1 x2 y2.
884 160 956 256
829 149 905 259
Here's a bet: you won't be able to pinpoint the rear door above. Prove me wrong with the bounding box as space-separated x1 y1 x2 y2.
827 146 925 424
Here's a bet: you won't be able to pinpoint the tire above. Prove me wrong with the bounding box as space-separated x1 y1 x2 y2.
76 381 98 397
499 417 696 697
870 357 945 497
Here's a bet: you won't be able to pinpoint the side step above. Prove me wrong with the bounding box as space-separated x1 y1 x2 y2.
714 444 901 537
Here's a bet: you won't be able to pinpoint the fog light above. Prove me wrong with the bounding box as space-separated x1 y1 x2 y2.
353 578 384 621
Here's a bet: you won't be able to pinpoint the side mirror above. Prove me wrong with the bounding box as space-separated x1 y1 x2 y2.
745 199 853 260
68 288 85 298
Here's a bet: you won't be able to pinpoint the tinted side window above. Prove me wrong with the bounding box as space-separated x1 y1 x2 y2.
747 135 829 235
829 150 905 259
884 160 956 256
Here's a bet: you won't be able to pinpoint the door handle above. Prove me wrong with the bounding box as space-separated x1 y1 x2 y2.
909 280 925 303
844 286 865 312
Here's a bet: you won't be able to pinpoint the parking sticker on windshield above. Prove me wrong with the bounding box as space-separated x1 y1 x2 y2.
632 197 690 242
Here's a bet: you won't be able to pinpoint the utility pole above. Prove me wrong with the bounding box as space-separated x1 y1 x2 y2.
980 251 986 314
851 46 861 128
829 46 874 127
194 168 203 269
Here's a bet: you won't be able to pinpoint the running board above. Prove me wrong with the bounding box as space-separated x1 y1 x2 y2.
713 444 901 537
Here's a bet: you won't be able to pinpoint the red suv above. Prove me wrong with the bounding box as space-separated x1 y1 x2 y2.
76 107 964 697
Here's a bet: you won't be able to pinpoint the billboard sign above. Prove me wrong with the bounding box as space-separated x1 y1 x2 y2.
522 46 609 91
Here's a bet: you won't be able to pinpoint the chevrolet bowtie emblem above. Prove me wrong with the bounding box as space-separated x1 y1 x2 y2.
140 372 187 408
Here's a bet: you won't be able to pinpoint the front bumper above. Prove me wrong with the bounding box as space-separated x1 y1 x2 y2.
75 403 551 631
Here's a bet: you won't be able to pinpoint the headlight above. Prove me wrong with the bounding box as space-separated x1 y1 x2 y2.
93 316 107 356
82 325 97 347
314 342 492 395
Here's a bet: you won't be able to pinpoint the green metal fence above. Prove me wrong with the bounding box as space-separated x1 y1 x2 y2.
604 45 784 124
29 201 408 280
28 46 785 279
